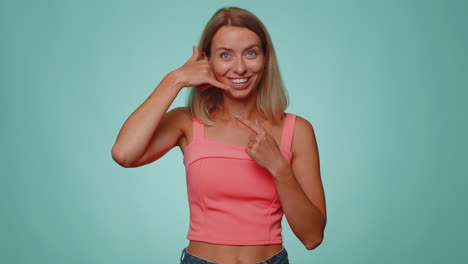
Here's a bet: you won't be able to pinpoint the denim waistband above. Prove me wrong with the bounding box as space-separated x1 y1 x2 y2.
180 245 289 264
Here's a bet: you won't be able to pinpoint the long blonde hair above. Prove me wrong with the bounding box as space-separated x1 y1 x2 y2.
187 7 288 125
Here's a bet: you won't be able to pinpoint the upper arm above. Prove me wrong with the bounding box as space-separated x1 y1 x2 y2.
291 116 327 222
130 107 191 167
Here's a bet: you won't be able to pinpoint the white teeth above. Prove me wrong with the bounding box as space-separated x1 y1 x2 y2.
230 78 249 84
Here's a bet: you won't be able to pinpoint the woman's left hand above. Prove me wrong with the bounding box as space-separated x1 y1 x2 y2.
236 115 290 178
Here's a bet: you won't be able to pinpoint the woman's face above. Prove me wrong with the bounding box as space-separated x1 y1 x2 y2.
209 26 265 99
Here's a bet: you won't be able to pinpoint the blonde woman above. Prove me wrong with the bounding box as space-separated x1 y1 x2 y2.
112 7 326 264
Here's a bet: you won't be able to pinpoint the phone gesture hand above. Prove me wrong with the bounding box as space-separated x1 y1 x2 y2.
176 46 229 91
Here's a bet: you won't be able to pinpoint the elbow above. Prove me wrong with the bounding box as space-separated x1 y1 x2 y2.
111 145 132 168
304 234 324 250
305 215 327 250
303 216 326 250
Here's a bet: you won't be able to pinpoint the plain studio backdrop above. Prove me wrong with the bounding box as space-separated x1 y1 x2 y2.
1 0 467 263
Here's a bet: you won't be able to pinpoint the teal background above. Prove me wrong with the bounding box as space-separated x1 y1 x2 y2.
1 0 467 263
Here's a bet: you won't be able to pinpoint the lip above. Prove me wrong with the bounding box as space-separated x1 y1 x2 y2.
227 77 252 90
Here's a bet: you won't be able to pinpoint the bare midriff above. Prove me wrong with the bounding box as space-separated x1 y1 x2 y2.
187 241 283 264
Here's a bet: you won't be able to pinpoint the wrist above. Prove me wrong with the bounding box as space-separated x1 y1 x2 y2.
165 69 186 90
269 158 292 179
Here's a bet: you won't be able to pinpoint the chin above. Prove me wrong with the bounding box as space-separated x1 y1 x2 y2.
225 87 257 100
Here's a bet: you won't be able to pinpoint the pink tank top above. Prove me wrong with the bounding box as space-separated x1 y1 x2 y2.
183 113 296 245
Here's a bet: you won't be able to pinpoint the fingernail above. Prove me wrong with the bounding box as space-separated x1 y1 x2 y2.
256 119 259 125
234 114 240 120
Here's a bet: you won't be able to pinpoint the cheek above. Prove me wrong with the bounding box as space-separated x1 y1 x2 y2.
248 59 265 74
211 60 230 77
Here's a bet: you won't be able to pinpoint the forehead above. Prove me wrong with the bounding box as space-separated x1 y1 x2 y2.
211 26 262 50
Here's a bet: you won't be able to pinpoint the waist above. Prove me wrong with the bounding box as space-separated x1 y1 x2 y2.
187 241 283 264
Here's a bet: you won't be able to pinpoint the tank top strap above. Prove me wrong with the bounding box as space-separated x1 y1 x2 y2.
280 113 297 152
192 116 205 140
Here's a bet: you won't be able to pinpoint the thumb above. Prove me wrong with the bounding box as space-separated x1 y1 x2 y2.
187 46 200 63
202 51 209 61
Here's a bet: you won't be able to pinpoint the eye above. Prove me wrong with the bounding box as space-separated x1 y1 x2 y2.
221 52 231 59
246 50 257 57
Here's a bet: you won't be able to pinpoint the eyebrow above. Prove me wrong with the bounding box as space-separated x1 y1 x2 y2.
215 44 261 52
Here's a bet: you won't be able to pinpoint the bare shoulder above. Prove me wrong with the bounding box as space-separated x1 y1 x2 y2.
165 107 192 148
291 115 318 155
293 115 316 136
167 106 191 118
159 107 192 141
165 107 192 128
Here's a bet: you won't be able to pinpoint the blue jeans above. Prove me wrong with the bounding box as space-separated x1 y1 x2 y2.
179 246 290 264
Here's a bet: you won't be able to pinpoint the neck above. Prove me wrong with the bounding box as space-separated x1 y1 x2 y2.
216 92 261 121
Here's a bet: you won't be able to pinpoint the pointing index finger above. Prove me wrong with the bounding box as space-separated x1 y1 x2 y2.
235 115 262 134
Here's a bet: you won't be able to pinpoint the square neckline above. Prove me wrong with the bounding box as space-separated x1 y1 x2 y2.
203 116 287 148
187 113 293 153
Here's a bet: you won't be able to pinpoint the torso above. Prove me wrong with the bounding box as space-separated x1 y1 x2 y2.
178 109 287 263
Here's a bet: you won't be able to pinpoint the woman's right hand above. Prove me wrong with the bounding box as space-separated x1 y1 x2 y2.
172 46 229 91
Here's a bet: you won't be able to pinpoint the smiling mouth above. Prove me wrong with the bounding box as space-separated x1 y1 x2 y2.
228 77 250 84
227 77 252 90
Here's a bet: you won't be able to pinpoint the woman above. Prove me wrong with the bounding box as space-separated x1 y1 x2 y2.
112 7 326 264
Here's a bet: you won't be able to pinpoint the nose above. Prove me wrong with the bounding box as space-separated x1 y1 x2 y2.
233 57 247 75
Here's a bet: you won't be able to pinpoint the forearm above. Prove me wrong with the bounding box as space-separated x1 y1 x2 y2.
112 71 183 166
272 165 326 249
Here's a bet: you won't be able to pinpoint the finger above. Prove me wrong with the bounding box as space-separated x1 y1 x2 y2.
256 119 262 129
196 78 229 91
246 140 253 148
248 134 257 142
250 142 259 150
255 120 268 136
235 116 263 135
197 83 212 91
207 79 230 90
186 46 200 63
245 142 255 156
247 142 258 155
244 147 253 158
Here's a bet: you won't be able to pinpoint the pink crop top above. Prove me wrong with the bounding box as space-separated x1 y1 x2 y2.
183 113 297 245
